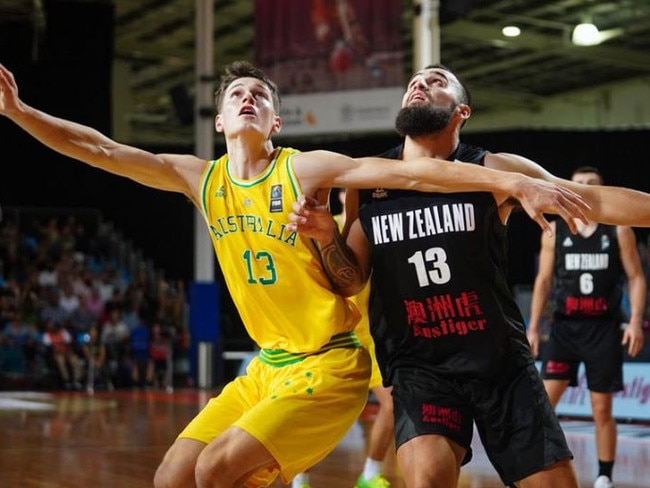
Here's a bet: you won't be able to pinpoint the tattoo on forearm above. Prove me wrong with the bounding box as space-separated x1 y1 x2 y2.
319 233 358 291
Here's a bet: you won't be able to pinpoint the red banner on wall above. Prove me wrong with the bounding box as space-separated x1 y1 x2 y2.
255 0 405 137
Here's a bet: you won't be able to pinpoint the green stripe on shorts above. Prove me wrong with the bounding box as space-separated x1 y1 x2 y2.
258 331 361 367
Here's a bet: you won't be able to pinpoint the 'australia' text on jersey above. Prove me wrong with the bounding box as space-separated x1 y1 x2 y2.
209 214 297 245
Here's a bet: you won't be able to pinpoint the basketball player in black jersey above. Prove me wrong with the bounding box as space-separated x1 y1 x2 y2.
528 166 646 488
289 65 650 488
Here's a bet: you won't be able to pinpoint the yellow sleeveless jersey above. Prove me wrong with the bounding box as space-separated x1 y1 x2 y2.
350 283 371 346
199 147 361 353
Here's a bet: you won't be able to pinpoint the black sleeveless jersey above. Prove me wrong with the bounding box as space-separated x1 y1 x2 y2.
552 220 624 320
359 142 533 382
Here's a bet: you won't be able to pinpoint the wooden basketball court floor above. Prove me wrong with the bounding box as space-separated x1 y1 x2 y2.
1 389 649 488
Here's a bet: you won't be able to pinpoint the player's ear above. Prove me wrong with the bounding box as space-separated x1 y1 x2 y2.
215 114 224 133
457 103 471 121
270 115 282 135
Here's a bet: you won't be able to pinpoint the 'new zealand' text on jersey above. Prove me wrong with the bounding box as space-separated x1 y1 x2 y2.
552 220 623 320
359 143 532 381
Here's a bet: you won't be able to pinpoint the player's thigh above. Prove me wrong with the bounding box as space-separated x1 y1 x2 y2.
396 434 464 488
178 374 258 444
237 347 371 482
196 426 277 486
543 378 571 406
154 437 205 487
391 367 474 457
476 363 572 485
541 327 580 386
584 324 624 392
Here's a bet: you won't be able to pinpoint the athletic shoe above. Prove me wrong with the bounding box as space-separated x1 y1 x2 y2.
354 474 391 488
594 475 614 488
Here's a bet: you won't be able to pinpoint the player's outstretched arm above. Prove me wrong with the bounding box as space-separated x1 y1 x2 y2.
294 150 590 237
487 152 650 227
0 63 199 195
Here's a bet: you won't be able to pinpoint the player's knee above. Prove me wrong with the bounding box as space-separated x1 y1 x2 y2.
195 456 217 486
152 465 166 488
154 453 199 488
195 448 231 486
591 403 613 423
153 460 176 488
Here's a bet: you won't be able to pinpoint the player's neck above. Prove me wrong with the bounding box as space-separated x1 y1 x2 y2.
226 138 277 179
402 130 459 161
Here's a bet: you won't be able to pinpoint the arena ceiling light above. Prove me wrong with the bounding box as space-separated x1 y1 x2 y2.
572 21 601 46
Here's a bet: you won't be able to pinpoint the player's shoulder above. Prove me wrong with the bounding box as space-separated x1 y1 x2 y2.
455 142 489 164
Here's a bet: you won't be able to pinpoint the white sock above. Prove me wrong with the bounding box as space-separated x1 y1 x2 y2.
292 472 310 487
362 458 383 480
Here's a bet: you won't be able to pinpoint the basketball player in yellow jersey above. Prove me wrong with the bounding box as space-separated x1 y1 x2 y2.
0 59 594 488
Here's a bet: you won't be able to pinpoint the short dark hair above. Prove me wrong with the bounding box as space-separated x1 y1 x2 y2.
215 60 281 113
422 63 471 106
572 165 603 183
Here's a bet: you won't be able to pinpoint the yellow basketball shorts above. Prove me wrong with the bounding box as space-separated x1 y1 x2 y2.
366 339 383 390
178 345 371 486
355 320 383 390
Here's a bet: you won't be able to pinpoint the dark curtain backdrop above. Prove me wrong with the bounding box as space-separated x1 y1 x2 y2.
460 129 650 285
0 1 192 284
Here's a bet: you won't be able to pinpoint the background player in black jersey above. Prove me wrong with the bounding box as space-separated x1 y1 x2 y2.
289 64 650 488
527 166 646 488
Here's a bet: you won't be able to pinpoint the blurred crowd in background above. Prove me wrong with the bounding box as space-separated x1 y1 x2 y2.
0 209 190 392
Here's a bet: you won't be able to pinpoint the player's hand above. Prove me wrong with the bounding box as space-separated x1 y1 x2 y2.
514 177 590 236
622 322 646 357
287 195 339 244
0 63 21 116
526 328 541 358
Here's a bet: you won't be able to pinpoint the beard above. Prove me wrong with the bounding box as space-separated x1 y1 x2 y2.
394 104 456 138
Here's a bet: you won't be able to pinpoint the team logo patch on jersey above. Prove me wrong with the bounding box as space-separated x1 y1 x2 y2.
270 184 283 213
372 188 388 199
601 234 610 250
562 236 573 247
215 186 225 198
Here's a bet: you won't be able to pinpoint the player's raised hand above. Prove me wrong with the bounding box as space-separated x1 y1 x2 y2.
513 177 590 236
